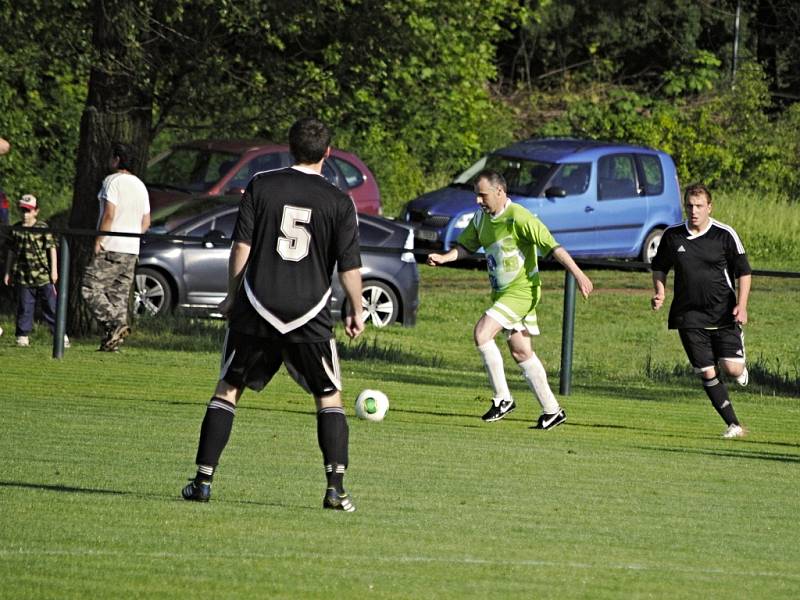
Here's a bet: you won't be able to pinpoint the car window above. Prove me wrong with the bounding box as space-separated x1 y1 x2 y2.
549 163 591 195
332 157 365 189
453 154 553 197
212 212 238 238
185 218 213 238
230 152 284 189
598 154 638 200
146 148 239 192
637 154 664 195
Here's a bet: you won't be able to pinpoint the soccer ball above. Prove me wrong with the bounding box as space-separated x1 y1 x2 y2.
355 389 389 422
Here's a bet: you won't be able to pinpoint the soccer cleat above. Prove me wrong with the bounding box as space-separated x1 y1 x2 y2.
181 479 212 502
323 487 356 512
534 408 567 430
735 368 749 387
722 424 746 439
101 324 130 351
16 336 30 347
481 398 516 422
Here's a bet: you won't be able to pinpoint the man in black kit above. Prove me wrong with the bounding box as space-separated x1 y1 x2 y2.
181 117 364 510
651 183 751 439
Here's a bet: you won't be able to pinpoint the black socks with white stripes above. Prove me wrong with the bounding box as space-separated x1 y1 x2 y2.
195 396 237 482
317 406 349 492
702 377 739 426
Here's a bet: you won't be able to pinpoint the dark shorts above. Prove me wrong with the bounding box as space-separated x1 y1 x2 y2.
678 325 746 373
219 328 341 397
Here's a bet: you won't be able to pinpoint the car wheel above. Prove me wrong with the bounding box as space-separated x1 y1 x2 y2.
134 268 173 316
346 280 399 328
641 228 664 264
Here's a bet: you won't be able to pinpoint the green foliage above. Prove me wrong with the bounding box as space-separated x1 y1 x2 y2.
533 61 800 201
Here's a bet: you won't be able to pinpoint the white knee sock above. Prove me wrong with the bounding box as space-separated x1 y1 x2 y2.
477 340 511 402
518 353 560 414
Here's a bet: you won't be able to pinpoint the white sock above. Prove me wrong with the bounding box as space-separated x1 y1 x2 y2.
477 340 511 403
518 353 560 414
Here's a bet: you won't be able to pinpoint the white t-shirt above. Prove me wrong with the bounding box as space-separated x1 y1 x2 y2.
97 171 151 254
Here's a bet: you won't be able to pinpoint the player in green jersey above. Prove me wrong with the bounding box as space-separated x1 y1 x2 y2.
427 169 593 428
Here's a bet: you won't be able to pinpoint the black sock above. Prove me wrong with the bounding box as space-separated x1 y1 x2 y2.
317 407 348 492
195 397 237 480
702 377 739 426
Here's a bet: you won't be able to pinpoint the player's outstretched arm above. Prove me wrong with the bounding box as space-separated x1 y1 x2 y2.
552 246 593 298
427 245 468 267
651 271 667 311
339 268 364 339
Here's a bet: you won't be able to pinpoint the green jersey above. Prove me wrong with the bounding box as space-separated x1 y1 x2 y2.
457 202 559 294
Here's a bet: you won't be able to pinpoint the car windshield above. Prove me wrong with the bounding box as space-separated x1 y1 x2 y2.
452 154 554 197
145 148 240 193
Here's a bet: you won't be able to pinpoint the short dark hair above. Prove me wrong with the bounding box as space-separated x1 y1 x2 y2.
684 183 712 204
475 169 507 193
289 118 331 164
112 142 135 171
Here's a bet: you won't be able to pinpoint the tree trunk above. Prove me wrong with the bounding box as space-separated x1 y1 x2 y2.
68 0 154 336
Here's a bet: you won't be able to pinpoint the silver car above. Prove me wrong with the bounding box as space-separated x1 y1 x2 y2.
134 197 419 327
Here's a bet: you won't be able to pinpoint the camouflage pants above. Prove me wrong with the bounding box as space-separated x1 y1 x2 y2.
81 250 138 332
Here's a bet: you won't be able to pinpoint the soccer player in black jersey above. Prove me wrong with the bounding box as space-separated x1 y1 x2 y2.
181 118 365 510
651 183 751 439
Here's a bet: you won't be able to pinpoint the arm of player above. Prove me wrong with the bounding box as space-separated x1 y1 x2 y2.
339 268 364 339
733 274 751 324
217 240 251 317
551 246 593 299
651 271 667 311
95 200 116 254
427 244 469 266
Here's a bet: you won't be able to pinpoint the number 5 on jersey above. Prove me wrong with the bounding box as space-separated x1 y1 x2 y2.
277 205 312 261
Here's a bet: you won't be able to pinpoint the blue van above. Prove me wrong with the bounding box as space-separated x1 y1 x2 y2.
402 138 682 262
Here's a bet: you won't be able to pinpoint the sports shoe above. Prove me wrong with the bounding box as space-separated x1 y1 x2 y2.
323 487 356 512
101 324 130 351
735 367 749 387
481 398 516 422
181 479 212 502
534 408 567 430
722 424 746 439
16 336 30 347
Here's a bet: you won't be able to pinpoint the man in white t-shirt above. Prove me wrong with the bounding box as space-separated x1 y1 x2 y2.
81 143 151 351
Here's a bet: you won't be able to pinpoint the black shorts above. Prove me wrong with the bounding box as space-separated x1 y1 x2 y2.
219 329 342 396
678 325 746 373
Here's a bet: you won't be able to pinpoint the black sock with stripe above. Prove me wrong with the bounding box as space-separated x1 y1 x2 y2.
702 377 739 426
194 396 237 482
317 407 349 492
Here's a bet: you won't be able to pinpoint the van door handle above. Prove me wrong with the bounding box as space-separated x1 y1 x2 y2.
584 206 595 212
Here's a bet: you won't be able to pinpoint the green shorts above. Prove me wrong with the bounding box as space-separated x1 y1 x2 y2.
486 286 542 335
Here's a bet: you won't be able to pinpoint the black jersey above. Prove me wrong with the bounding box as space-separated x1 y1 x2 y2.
228 166 361 342
651 219 751 329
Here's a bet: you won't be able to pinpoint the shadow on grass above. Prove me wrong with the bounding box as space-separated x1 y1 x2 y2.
635 445 800 463
0 480 319 510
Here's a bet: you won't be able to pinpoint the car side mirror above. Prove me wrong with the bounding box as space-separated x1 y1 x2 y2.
545 186 567 198
203 230 228 248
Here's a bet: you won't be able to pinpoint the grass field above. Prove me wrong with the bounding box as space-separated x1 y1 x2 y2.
1 267 799 599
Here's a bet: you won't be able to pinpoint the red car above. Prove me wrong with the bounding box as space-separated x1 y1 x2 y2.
144 139 382 215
